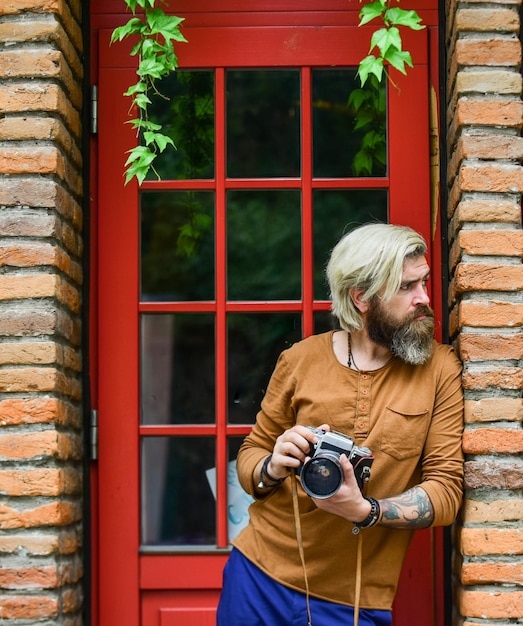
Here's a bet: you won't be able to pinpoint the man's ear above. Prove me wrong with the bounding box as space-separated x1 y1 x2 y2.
349 288 369 313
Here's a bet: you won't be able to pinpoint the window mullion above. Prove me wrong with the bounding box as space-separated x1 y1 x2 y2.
301 66 314 338
215 67 229 548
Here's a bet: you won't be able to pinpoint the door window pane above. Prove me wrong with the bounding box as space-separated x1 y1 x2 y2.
141 313 215 425
228 313 301 424
141 437 216 546
313 189 388 299
227 190 301 300
312 69 387 178
140 191 215 301
144 70 215 180
227 70 301 178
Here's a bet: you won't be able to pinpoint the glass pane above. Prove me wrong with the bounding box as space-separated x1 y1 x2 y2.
313 190 388 299
313 69 387 178
141 437 216 546
314 311 339 335
141 313 215 425
226 437 254 542
228 313 301 424
227 70 300 178
140 191 215 301
227 190 301 300
144 70 215 180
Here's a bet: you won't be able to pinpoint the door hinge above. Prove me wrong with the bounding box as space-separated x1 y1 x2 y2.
90 409 98 461
91 85 98 134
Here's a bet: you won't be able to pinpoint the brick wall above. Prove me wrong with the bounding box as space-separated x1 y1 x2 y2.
446 0 523 623
0 1 84 624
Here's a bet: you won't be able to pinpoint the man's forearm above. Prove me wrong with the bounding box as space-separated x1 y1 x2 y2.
379 486 434 529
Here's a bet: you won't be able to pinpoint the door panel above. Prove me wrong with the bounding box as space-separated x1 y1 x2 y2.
96 19 437 625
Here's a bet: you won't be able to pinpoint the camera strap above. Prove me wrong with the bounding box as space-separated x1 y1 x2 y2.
291 469 313 626
291 470 364 626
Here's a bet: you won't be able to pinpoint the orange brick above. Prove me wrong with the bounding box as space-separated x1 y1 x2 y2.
458 333 523 360
456 8 520 32
0 367 81 399
456 99 523 128
462 366 523 391
0 468 81 497
456 37 522 66
0 397 79 427
0 531 80 556
464 496 523 522
462 561 523 585
460 163 523 193
459 229 523 256
0 500 81 529
462 427 523 454
459 589 523 619
455 263 523 292
0 566 59 590
0 431 60 460
62 586 83 613
0 595 58 619
0 341 58 365
461 528 523 556
464 398 523 423
459 300 523 327
465 459 523 489
0 84 81 140
453 198 522 225
462 134 523 161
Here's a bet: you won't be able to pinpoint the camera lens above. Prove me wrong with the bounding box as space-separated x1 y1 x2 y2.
300 454 343 498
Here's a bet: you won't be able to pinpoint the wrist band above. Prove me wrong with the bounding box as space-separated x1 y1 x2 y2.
257 454 286 489
352 496 381 534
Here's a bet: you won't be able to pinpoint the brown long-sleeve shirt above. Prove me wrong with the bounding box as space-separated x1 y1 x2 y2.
233 331 464 610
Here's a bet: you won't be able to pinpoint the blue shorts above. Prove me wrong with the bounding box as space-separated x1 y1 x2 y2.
217 548 392 626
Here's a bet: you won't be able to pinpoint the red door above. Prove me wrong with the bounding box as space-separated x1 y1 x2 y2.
91 3 442 624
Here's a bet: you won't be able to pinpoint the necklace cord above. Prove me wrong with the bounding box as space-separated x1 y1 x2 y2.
347 332 360 371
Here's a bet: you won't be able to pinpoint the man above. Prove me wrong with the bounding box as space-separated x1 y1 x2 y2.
218 223 464 626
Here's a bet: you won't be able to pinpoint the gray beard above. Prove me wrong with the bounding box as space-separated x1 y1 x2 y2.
367 301 435 366
389 319 434 365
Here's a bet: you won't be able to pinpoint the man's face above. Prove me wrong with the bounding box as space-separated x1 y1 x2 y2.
366 256 435 365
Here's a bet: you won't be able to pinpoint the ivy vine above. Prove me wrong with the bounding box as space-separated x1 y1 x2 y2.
357 0 425 86
112 0 424 185
111 0 187 184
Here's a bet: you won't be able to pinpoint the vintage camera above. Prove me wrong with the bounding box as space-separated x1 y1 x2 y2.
297 427 374 499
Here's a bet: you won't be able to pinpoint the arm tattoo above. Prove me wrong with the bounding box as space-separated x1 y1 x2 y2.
380 486 434 529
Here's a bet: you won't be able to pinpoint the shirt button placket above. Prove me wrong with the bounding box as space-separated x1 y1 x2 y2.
354 373 371 438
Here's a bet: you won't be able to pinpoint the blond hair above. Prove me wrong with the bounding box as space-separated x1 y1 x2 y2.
326 223 427 332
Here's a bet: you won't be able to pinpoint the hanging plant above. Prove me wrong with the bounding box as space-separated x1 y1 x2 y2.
357 0 425 86
112 0 423 184
111 0 187 184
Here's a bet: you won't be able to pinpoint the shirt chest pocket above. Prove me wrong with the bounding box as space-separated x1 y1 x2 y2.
380 407 430 461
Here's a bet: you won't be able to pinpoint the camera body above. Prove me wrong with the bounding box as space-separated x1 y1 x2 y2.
297 427 374 499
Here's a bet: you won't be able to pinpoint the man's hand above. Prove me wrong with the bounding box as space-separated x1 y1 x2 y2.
311 454 371 523
267 423 331 480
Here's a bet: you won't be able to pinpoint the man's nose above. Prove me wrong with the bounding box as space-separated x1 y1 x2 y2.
413 284 430 305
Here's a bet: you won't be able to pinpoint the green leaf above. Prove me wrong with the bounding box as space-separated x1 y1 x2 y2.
384 48 413 75
153 132 175 152
134 92 152 109
385 7 425 30
124 146 158 185
137 57 168 79
370 26 402 57
353 150 373 176
357 55 384 86
123 81 147 97
348 89 370 112
358 1 387 26
111 18 142 42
